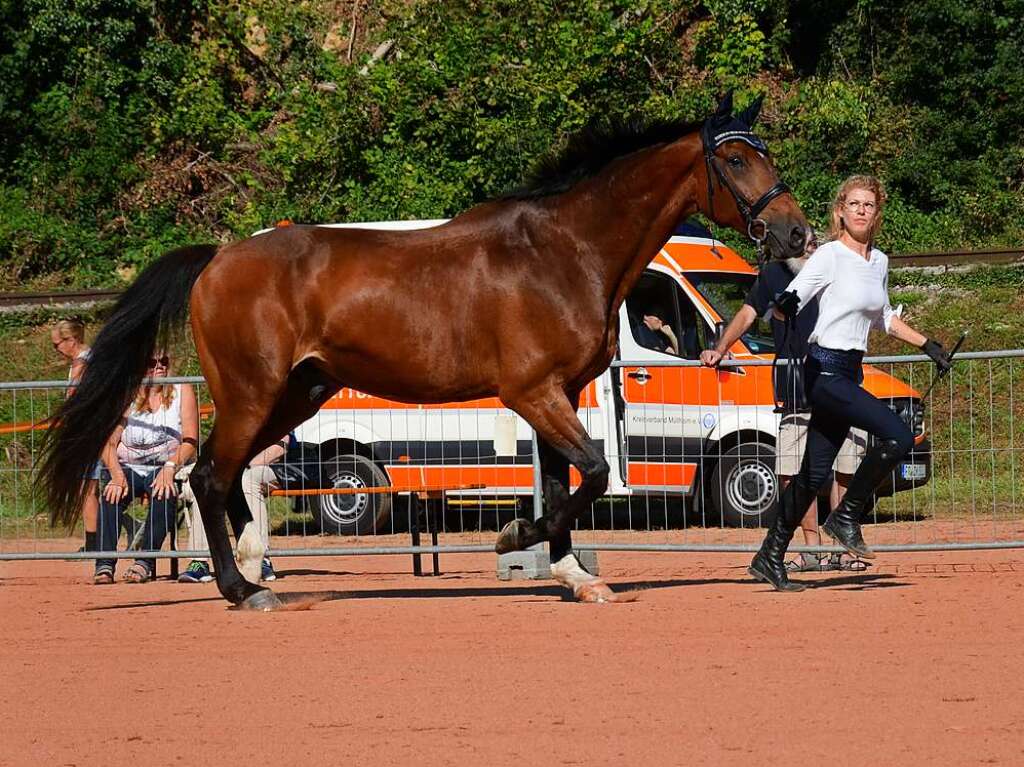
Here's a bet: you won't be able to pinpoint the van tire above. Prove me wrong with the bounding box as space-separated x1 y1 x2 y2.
314 453 392 536
707 442 778 528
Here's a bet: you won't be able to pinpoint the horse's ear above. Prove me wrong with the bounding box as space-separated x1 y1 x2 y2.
739 94 764 127
713 90 734 122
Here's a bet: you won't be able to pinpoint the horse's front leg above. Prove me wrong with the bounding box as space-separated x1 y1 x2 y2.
544 438 617 603
496 389 619 602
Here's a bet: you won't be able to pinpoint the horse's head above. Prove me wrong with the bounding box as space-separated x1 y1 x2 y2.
700 92 809 261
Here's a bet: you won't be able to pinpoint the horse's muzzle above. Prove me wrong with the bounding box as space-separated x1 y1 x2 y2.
765 222 809 260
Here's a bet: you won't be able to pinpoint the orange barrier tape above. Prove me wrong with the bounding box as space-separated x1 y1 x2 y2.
270 483 485 497
0 404 216 436
0 419 51 435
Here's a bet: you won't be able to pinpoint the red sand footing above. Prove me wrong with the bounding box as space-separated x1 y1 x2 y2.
2 549 1023 766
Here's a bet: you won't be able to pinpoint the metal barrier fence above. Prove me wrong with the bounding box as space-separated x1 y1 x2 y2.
1 349 1021 567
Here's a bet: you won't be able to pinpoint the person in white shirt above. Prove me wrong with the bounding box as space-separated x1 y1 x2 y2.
701 235 869 573
749 175 952 592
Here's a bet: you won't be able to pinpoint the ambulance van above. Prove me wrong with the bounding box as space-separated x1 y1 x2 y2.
278 221 931 534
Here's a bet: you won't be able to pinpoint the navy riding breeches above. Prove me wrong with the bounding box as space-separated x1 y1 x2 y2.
794 344 915 493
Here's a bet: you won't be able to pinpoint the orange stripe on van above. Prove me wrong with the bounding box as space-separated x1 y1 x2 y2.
384 465 592 490
627 462 697 487
386 465 536 489
320 390 506 410
320 386 600 411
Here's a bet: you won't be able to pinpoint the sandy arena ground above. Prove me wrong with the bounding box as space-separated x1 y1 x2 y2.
2 545 1023 766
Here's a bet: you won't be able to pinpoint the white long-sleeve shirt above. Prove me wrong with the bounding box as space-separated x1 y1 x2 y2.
787 240 895 352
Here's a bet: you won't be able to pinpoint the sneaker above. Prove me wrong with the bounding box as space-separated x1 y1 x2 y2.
261 558 277 582
178 560 214 583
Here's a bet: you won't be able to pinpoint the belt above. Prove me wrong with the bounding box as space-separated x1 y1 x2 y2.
808 344 863 378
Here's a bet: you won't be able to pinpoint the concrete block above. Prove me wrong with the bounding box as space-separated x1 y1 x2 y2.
496 548 599 580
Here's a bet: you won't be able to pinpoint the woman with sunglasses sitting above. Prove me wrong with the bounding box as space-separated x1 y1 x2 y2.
93 352 199 584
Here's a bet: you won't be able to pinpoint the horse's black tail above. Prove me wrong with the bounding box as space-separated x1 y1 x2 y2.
37 244 219 528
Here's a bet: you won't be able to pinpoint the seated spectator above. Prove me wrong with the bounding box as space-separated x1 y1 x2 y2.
179 432 323 584
93 352 199 584
631 307 679 355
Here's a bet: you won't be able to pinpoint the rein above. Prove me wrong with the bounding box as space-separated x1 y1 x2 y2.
701 122 790 266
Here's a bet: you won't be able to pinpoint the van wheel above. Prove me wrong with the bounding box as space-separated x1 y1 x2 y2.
315 453 392 536
707 442 778 528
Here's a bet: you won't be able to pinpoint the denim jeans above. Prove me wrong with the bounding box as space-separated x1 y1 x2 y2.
95 466 176 576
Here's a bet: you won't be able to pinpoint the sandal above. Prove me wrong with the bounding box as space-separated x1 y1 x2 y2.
93 568 114 585
785 553 828 572
123 563 152 583
827 552 870 572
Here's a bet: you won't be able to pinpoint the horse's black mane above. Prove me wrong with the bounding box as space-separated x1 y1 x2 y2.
501 117 704 201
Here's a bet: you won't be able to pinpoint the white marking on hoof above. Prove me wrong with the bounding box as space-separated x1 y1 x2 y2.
235 521 265 585
551 553 618 603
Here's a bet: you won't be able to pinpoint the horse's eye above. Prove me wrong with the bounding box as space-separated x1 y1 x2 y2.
727 155 743 168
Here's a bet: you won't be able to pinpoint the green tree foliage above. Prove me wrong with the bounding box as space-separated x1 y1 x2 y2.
0 0 1021 287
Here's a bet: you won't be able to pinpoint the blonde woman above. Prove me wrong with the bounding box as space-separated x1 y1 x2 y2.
749 175 952 592
94 352 199 583
50 320 101 551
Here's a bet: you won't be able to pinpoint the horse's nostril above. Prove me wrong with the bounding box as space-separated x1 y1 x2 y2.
789 226 806 249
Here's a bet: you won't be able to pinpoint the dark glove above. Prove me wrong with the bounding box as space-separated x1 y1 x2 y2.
772 289 800 318
921 338 953 374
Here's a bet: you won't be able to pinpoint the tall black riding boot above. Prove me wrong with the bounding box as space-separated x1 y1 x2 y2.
822 437 906 559
749 479 816 592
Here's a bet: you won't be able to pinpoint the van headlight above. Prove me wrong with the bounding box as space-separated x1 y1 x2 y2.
888 398 925 437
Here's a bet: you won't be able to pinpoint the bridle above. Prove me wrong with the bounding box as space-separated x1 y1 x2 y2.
701 122 790 265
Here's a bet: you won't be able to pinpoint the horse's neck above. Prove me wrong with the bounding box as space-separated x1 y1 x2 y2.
561 134 705 310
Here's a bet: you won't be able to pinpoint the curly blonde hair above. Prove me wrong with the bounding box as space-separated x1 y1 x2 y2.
828 175 887 244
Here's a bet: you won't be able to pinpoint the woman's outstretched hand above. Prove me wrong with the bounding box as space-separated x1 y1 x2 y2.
921 338 953 374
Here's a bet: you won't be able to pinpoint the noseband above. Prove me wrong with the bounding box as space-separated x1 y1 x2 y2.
701 122 790 265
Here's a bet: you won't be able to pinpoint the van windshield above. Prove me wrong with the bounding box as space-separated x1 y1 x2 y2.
685 272 776 354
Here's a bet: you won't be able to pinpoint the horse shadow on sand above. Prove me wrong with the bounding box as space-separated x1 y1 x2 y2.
84 571 906 611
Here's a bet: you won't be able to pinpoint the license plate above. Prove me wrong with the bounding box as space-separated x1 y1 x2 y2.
901 463 927 481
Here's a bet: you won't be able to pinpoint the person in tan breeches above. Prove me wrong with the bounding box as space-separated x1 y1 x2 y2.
178 438 287 583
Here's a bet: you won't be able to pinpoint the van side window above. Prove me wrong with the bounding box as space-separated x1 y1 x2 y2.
625 272 704 359
685 272 776 354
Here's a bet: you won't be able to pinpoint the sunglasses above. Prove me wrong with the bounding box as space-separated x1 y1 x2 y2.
147 356 170 368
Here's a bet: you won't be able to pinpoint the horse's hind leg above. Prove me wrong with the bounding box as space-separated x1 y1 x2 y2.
225 476 263 586
188 419 272 607
224 360 340 585
496 386 616 602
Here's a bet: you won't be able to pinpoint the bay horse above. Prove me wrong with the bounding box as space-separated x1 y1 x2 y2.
40 92 809 609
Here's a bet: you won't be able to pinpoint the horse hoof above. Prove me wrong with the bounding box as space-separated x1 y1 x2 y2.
235 588 282 612
495 518 531 554
574 580 636 603
575 581 616 603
